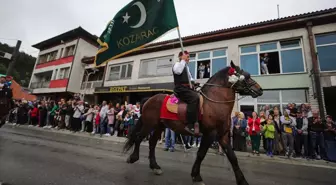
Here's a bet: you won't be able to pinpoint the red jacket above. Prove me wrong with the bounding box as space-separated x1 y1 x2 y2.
30 107 39 117
95 113 100 125
247 117 261 135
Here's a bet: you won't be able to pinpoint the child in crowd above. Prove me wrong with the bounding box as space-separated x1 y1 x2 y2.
263 114 275 157
92 105 100 134
123 112 133 136
5 76 12 87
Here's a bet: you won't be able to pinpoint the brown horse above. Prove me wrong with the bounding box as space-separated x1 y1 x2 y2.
123 61 263 185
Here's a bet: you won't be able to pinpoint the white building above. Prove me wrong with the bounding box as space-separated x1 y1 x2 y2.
29 27 99 100
82 8 336 118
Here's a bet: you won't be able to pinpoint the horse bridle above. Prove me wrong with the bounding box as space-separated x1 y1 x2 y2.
198 82 246 104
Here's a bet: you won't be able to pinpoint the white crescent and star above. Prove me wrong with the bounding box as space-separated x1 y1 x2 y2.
122 1 159 29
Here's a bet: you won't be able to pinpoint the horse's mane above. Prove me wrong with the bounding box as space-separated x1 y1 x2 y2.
200 66 230 93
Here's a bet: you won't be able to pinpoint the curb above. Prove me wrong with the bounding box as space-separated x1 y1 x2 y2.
3 124 336 169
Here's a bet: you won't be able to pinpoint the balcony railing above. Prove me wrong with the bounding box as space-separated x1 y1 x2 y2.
30 81 50 89
81 81 103 90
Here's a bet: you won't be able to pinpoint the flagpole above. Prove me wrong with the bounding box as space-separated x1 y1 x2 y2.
176 27 192 89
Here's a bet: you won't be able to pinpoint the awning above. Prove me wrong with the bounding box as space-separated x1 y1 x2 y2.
95 83 174 93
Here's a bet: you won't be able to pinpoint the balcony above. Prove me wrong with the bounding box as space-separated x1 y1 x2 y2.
30 81 50 89
80 80 103 95
81 81 103 90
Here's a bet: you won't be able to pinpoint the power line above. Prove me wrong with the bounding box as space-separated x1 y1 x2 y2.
0 37 18 41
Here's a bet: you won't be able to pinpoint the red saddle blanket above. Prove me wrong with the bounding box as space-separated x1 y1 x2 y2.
159 95 203 121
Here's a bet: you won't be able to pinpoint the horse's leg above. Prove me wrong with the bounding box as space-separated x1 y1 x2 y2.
191 133 212 185
219 132 249 185
149 127 164 175
126 118 151 164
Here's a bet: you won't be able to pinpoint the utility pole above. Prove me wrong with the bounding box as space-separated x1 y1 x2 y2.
6 40 22 76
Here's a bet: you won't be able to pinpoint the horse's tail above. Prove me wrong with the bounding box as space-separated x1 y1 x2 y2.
123 115 144 153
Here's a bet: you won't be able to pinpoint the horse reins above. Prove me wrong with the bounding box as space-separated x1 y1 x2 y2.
197 83 246 104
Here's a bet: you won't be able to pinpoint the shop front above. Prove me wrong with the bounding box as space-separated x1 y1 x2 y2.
95 83 174 104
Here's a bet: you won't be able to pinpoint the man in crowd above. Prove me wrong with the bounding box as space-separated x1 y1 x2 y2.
308 110 326 160
295 111 309 158
99 101 109 137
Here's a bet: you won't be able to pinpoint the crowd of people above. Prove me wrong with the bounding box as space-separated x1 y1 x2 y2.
7 94 141 138
231 103 336 161
4 94 336 161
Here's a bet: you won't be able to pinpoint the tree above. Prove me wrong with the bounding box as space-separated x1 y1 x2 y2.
0 63 6 74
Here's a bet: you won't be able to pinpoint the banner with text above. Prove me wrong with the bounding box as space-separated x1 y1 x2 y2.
94 0 179 66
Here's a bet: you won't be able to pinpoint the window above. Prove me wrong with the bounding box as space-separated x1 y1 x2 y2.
240 54 259 75
65 45 75 57
139 56 173 77
189 49 227 79
315 33 336 72
57 67 70 79
108 63 133 81
281 89 307 103
59 48 64 59
38 50 58 64
53 69 58 80
238 89 308 115
257 90 280 103
48 50 58 61
39 54 48 64
239 39 305 76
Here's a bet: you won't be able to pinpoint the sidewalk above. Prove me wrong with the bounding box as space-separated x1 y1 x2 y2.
3 123 336 169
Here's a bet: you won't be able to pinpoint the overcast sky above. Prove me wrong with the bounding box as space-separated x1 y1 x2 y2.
0 0 335 57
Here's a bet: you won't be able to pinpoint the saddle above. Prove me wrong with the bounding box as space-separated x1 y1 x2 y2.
165 94 203 122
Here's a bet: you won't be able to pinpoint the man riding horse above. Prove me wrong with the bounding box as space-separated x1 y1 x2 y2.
172 50 201 136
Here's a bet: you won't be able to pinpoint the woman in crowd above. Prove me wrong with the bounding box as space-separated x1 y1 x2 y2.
107 103 115 136
54 101 62 129
38 100 48 127
65 100 73 130
30 102 39 126
272 107 283 155
264 114 275 157
48 101 58 128
233 112 247 152
84 105 94 133
58 99 67 129
324 115 336 161
248 111 261 155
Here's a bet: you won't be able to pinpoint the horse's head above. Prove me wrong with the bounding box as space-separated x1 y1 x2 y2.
228 61 263 98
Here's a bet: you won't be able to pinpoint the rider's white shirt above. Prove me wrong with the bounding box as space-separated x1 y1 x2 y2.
172 60 194 81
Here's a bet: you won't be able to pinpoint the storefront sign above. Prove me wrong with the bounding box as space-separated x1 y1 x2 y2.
110 86 128 92
95 83 174 93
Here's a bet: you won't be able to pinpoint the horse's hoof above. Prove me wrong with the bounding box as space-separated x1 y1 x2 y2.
193 181 205 185
126 155 139 164
152 168 163 175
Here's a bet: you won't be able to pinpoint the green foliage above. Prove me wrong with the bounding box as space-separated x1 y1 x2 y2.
0 42 36 87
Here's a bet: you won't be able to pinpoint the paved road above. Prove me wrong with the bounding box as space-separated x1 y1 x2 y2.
0 126 336 185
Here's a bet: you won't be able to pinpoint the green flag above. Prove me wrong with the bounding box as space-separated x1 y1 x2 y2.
94 0 179 66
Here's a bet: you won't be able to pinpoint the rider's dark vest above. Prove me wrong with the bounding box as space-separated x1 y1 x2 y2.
173 64 190 86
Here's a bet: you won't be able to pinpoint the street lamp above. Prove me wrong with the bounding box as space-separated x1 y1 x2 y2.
82 68 98 101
